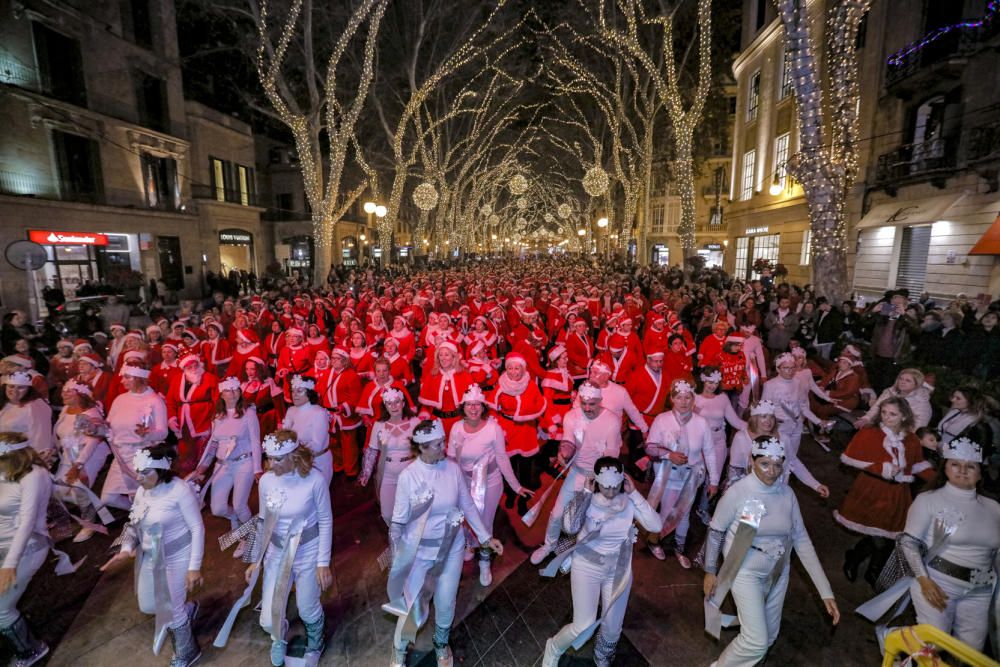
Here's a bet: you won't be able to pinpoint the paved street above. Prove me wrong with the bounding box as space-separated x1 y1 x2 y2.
14 430 908 666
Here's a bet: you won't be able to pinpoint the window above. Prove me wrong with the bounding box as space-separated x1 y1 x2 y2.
122 0 153 49
895 225 932 294
237 165 255 205
135 71 169 133
774 132 790 191
211 158 226 201
666 198 681 231
141 153 178 210
799 229 812 265
755 0 767 30
780 47 794 99
650 204 665 234
750 234 781 279
740 149 756 201
855 13 868 49
735 237 750 279
52 130 103 204
746 71 761 122
32 22 87 106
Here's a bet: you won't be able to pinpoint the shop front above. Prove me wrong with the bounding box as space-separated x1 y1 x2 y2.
218 228 256 274
698 242 725 268
650 243 669 265
732 226 780 280
27 229 140 298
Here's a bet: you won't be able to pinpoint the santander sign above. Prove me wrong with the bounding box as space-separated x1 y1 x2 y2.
28 230 109 246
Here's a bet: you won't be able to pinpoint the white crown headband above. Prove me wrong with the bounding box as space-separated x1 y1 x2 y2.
942 437 983 463
700 370 722 383
64 379 92 396
461 384 486 404
594 465 624 489
0 435 30 456
290 375 315 391
263 433 298 457
750 400 777 416
590 361 611 375
578 383 602 401
751 437 785 459
3 371 32 387
133 448 171 471
672 380 695 395
120 366 150 379
218 376 242 393
412 420 446 444
775 353 795 368
381 387 404 404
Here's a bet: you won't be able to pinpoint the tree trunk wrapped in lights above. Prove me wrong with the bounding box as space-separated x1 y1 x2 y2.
253 0 386 284
776 0 872 302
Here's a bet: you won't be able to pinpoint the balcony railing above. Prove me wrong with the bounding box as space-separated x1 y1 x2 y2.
0 169 195 213
967 121 1000 162
191 183 257 207
886 17 1000 87
875 137 959 186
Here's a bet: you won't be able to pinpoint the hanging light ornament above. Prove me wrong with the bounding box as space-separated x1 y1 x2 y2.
480 203 492 216
516 197 528 210
412 182 439 211
557 203 572 219
544 213 554 223
516 217 527 228
488 214 500 226
509 174 528 195
583 166 609 197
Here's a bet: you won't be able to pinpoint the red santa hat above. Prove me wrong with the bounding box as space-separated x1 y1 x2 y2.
285 327 305 339
331 346 351 360
548 344 567 362
79 353 103 368
178 347 202 368
505 352 527 369
608 333 627 352
236 328 258 343
123 350 146 363
467 340 487 357
725 332 745 345
436 341 459 356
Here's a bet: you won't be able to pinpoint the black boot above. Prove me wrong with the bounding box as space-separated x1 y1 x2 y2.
843 537 873 583
0 616 49 667
864 538 892 590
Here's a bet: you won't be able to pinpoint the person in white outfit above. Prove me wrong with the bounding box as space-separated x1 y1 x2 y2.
280 376 332 484
899 437 1000 652
386 419 503 667
360 387 419 525
250 429 333 667
725 401 779 492
738 325 766 411
540 457 662 667
695 368 747 523
191 377 262 560
0 432 55 667
448 384 532 586
574 362 649 435
761 354 831 497
645 379 720 568
0 372 52 462
52 380 111 543
531 383 623 566
100 444 205 667
98 365 169 511
855 368 933 431
703 436 840 667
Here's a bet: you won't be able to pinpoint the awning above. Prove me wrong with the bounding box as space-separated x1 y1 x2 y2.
970 213 1000 255
855 194 962 230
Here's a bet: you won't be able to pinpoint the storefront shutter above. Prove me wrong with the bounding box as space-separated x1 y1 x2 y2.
895 225 932 294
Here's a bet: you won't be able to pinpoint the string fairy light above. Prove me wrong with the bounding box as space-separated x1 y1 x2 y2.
582 165 610 197
558 203 573 219
412 181 439 211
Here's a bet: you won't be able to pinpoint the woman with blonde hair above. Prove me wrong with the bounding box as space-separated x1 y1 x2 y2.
855 368 932 430
417 342 472 438
0 372 52 462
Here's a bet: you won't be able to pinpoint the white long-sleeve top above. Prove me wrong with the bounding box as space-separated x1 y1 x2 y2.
573 382 648 433
107 389 168 448
695 393 747 431
577 489 663 556
447 417 521 492
282 403 331 457
391 457 491 560
761 377 823 428
728 430 821 492
0 466 51 569
862 386 932 429
904 483 1000 571
208 407 262 474
0 400 53 453
794 368 830 402
560 407 623 475
258 469 333 568
54 406 108 467
710 470 834 599
367 417 418 456
647 410 721 486
122 479 205 571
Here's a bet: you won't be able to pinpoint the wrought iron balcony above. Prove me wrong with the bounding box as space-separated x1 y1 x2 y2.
886 17 1000 90
875 137 959 188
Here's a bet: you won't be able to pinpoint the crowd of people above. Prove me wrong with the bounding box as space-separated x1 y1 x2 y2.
0 255 997 667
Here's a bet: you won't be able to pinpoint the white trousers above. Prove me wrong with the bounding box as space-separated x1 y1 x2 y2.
209 457 255 526
377 460 412 526
716 552 791 667
465 477 503 547
550 555 632 651
394 535 464 641
314 450 333 486
259 548 324 629
54 448 109 505
709 425 728 474
777 423 803 461
0 544 47 627
136 546 191 628
543 469 583 548
911 571 993 652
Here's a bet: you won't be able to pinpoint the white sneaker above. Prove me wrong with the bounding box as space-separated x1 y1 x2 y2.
478 561 492 587
541 638 561 667
73 527 95 543
233 540 247 560
675 552 692 569
530 544 553 565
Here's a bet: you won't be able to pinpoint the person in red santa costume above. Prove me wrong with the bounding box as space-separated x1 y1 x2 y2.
465 341 499 392
275 326 311 402
356 357 412 427
387 316 416 361
380 336 414 386
565 318 594 385
597 333 639 385
305 323 331 360
663 333 695 388
347 331 375 381
641 312 670 357
626 349 670 431
614 316 644 360
308 349 334 397
697 320 731 370
263 319 285 368
166 349 220 475
228 328 262 380
464 316 499 357
417 341 472 437
76 353 112 410
511 330 548 379
324 346 364 478
539 345 574 442
201 321 232 378
148 346 181 401
488 353 547 513
241 356 284 435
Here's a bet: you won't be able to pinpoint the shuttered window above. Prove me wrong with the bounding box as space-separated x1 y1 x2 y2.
895 225 932 294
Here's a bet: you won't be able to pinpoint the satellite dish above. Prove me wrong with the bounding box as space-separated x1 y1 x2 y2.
5 240 48 270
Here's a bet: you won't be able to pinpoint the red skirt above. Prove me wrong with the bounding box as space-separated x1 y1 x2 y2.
497 415 541 457
834 472 913 538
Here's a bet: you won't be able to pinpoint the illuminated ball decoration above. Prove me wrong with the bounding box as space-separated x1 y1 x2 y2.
480 203 492 216
516 217 526 228
516 197 528 210
488 214 500 226
557 203 572 219
583 166 609 197
544 213 554 223
509 174 528 195
412 182 439 211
